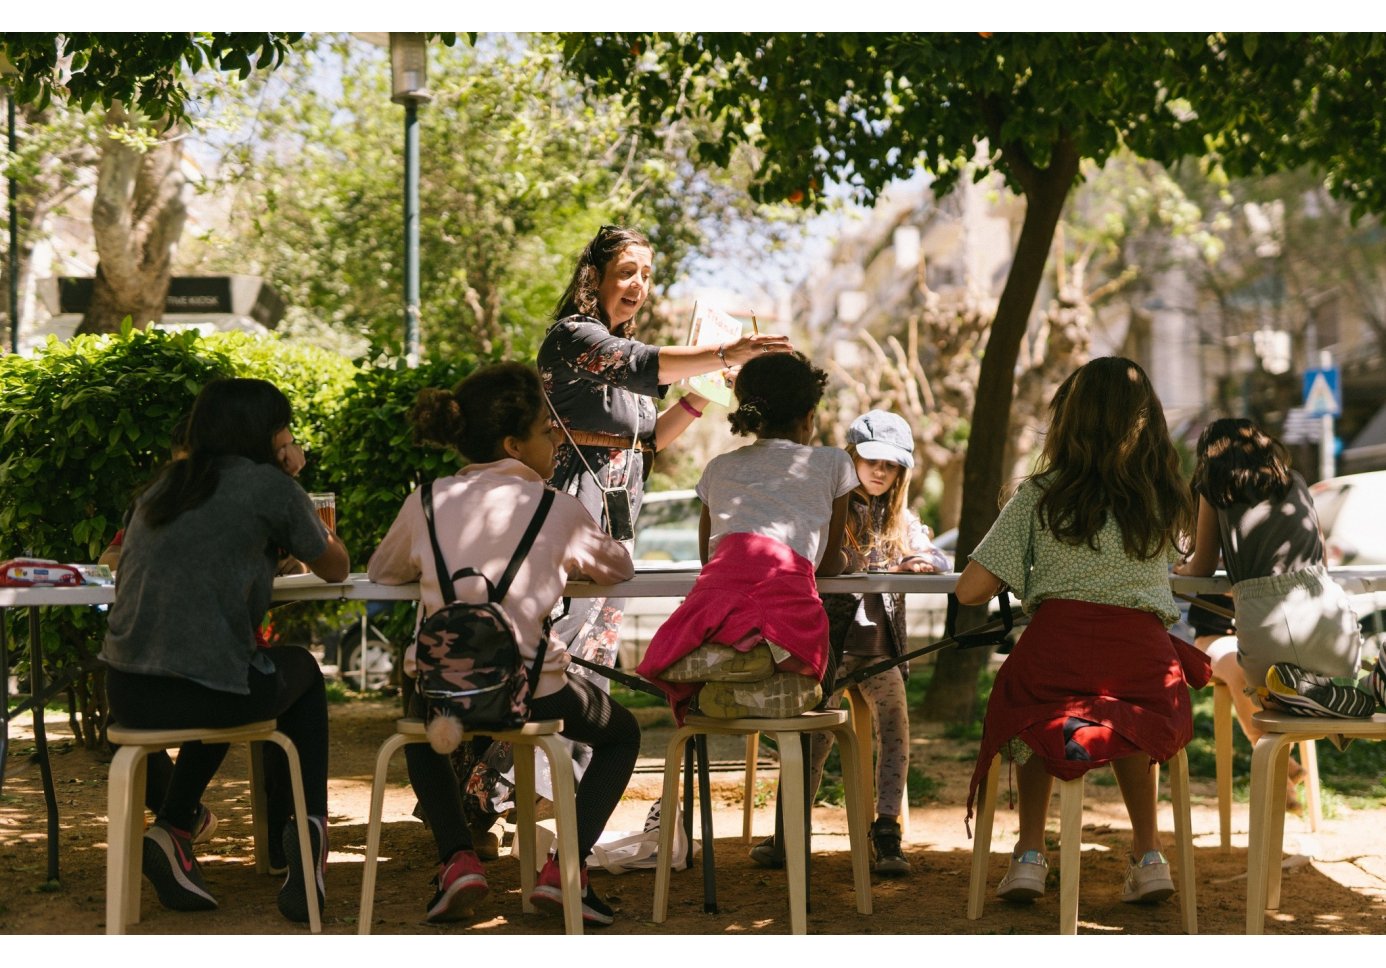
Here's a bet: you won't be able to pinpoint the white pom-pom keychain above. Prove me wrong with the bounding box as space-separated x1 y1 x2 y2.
426 708 465 755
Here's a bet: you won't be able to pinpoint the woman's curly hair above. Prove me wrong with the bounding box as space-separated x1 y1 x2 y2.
411 362 545 464
728 351 828 437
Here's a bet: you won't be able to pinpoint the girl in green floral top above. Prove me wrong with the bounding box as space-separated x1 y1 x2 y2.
957 357 1209 909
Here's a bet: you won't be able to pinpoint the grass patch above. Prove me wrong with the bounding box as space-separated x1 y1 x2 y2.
906 765 941 805
610 682 667 710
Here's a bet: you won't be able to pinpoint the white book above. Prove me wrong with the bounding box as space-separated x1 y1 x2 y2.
683 301 744 408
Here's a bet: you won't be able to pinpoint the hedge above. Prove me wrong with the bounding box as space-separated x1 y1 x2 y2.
0 326 483 740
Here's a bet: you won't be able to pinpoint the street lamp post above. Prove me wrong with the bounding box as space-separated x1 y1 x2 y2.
389 34 430 368
2 49 18 354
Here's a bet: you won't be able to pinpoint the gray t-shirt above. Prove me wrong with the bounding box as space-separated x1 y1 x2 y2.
1212 470 1324 585
101 456 328 694
696 438 858 566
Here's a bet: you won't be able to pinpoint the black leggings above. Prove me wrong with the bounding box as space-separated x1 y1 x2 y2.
406 674 641 865
106 646 328 833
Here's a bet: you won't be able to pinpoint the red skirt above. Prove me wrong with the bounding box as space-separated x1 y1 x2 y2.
966 599 1211 821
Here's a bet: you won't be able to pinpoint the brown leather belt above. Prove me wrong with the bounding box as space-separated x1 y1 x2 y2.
567 429 653 455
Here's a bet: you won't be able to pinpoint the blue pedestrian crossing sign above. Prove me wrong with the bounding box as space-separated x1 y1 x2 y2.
1302 366 1341 418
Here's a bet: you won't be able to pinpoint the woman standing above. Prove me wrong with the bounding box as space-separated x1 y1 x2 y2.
537 224 793 674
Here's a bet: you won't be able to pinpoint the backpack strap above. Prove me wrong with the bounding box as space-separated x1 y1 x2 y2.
493 488 555 603
420 480 462 606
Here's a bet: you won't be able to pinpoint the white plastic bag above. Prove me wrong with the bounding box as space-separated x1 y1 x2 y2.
589 800 697 875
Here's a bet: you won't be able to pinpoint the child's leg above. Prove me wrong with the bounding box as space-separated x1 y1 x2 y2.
1014 754 1055 855
1197 634 1264 746
528 676 641 862
1110 754 1162 858
404 740 476 862
855 667 910 819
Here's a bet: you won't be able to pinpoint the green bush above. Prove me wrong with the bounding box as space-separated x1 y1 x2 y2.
0 327 354 742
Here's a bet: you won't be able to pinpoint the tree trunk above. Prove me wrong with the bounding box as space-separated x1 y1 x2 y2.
922 146 1080 724
75 105 187 335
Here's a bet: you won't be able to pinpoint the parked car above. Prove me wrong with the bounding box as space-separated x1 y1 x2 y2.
1310 470 1386 661
632 489 701 568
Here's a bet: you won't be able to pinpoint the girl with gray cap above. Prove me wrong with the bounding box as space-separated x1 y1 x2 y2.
751 409 947 876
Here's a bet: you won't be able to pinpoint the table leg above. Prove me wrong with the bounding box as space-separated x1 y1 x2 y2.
695 733 718 913
1 606 10 795
28 608 60 883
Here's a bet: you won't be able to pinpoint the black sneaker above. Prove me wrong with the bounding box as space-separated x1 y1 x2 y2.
578 883 616 927
277 817 326 923
528 857 616 926
142 819 218 911
1370 660 1386 711
190 804 219 846
869 817 911 877
1266 663 1375 718
748 836 784 870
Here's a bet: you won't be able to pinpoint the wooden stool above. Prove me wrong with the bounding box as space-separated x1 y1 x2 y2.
357 718 583 935
1245 711 1386 934
741 687 910 843
967 749 1198 935
1213 678 1320 850
105 720 320 934
654 709 872 935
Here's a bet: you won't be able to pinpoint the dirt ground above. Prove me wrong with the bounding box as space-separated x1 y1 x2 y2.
4 696 1386 945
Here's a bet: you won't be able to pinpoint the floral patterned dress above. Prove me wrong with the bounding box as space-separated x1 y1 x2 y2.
537 314 667 679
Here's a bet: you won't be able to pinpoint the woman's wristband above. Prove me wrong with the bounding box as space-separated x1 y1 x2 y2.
678 396 704 418
716 343 730 367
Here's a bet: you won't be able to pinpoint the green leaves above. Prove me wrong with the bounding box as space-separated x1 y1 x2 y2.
0 33 307 123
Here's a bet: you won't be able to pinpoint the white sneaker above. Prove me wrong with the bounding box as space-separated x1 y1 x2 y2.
1121 850 1175 904
996 849 1048 901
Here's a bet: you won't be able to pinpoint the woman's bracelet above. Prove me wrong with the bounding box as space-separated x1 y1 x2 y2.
716 343 730 367
678 396 704 418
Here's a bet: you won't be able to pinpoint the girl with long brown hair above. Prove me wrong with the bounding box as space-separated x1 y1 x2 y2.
957 357 1209 909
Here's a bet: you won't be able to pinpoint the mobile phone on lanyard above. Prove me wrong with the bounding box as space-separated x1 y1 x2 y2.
603 486 635 542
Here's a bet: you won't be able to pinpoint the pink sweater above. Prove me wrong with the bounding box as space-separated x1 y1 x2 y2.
637 532 829 721
367 459 633 697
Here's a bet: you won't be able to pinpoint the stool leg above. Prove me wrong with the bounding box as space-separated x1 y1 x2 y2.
1246 733 1294 934
1058 775 1083 935
1169 749 1198 934
775 729 809 935
248 739 270 875
358 732 411 935
269 733 321 934
534 735 583 936
513 742 539 910
1299 740 1321 832
105 745 146 934
653 728 694 923
1213 681 1233 852
831 723 873 916
742 733 758 843
966 754 1000 920
1265 742 1293 913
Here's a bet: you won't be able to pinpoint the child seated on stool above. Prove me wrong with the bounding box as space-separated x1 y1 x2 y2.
637 351 855 721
